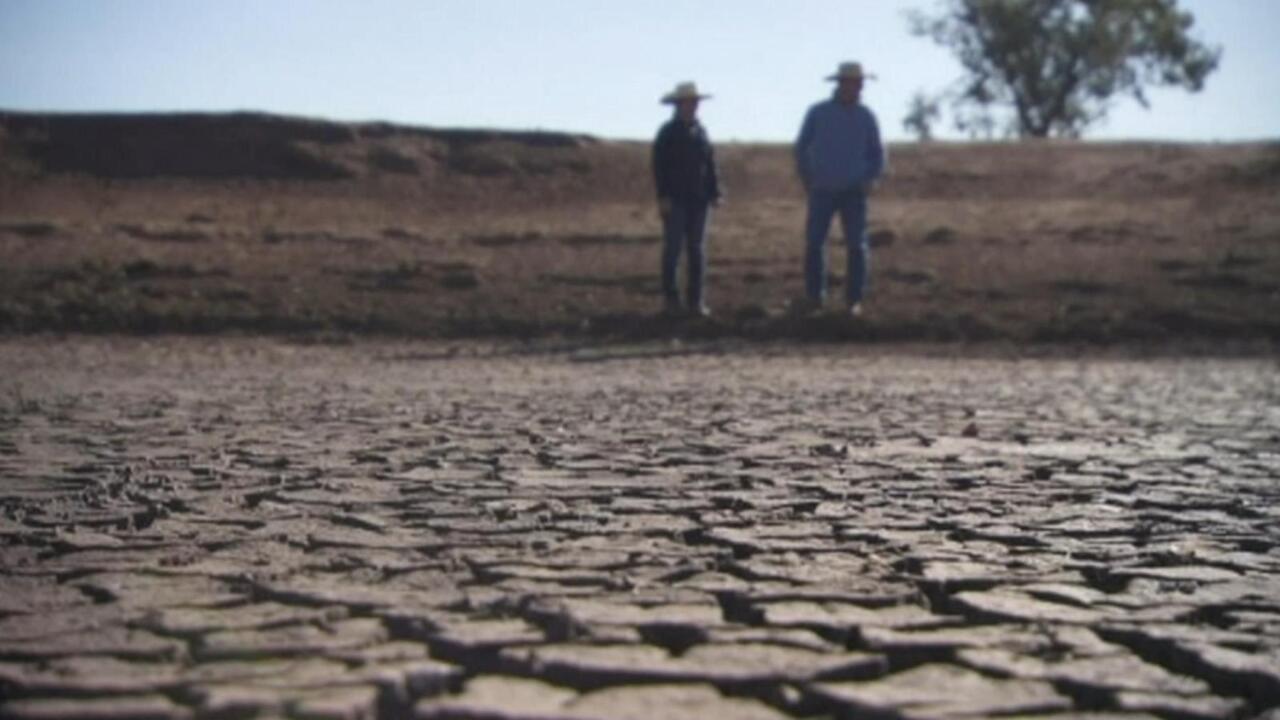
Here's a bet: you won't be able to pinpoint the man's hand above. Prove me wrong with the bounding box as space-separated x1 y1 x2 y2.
861 180 878 196
658 197 673 216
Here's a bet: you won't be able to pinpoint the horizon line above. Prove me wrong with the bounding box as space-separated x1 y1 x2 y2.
3 106 1277 146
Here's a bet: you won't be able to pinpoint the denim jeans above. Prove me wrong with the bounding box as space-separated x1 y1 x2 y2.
661 201 709 307
804 187 869 305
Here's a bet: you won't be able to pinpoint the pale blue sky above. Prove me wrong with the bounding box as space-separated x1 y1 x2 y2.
1 0 1276 142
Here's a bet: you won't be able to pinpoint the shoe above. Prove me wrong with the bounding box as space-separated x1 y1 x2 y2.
847 302 863 318
690 304 711 318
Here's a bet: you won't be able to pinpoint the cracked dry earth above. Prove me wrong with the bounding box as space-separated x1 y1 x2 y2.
1 339 1279 720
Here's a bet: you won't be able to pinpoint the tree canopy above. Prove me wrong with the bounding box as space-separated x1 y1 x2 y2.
909 0 1221 138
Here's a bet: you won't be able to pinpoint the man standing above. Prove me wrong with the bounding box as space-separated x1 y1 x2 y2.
653 81 722 317
795 62 886 316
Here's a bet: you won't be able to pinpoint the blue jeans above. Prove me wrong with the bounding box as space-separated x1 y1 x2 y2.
661 201 709 307
805 187 869 305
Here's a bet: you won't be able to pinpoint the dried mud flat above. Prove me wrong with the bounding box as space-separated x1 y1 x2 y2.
1 338 1279 720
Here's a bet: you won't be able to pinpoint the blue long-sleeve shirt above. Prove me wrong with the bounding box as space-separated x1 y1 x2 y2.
795 97 885 192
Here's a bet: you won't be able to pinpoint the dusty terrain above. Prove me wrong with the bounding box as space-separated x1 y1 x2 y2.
2 113 1279 719
1 112 1278 342
1 338 1278 718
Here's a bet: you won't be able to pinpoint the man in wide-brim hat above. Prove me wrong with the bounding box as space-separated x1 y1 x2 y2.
794 62 886 317
652 81 722 317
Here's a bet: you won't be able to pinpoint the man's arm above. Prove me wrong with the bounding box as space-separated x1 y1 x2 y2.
865 109 885 184
704 132 722 204
652 125 674 213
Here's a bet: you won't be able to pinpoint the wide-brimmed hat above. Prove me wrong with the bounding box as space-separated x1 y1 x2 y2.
661 81 712 104
826 62 876 82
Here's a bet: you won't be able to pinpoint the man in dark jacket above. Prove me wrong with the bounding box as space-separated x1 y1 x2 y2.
653 81 722 317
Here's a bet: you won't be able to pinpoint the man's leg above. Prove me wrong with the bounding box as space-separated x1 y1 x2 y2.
661 203 686 309
804 191 838 305
684 203 709 311
839 190 870 306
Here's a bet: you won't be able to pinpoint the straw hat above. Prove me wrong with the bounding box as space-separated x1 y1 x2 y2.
826 62 876 81
661 81 712 104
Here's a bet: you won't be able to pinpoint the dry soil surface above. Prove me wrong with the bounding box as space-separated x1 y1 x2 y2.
1 339 1279 719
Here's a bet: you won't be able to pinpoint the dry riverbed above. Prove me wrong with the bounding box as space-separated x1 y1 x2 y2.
1 338 1278 719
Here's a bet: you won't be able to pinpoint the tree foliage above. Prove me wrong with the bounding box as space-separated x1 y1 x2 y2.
903 92 943 141
909 0 1221 138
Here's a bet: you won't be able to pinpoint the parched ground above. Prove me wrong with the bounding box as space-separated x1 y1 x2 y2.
2 338 1278 719
2 113 1279 342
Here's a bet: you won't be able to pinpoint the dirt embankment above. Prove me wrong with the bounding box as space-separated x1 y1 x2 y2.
1 111 1278 343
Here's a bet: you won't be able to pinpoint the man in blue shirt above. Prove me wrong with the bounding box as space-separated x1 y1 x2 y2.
795 62 886 316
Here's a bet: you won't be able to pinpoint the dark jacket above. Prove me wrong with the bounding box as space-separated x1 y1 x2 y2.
652 117 721 206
